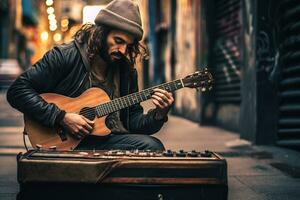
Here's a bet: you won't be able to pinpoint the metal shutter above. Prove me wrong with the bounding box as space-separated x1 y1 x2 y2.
211 0 242 104
277 0 300 146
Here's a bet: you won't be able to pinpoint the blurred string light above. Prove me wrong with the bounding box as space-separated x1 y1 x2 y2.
50 24 57 31
47 7 54 14
46 0 53 6
48 14 55 21
49 19 57 25
61 18 69 32
53 32 62 42
41 31 49 41
45 0 57 32
61 18 69 27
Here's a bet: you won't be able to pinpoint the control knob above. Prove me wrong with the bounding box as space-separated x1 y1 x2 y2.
176 150 186 157
201 150 212 157
163 150 174 157
188 150 198 157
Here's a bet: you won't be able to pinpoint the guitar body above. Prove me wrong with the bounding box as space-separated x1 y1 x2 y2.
24 88 111 150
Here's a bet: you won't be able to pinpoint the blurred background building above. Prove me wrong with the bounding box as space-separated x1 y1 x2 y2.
0 0 299 149
140 0 300 149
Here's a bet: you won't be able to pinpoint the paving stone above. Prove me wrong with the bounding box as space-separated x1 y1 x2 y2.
265 193 300 200
0 194 16 200
0 181 19 194
228 176 268 200
0 156 17 177
236 175 300 197
226 157 282 176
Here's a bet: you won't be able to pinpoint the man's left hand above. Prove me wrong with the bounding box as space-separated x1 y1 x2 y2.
151 88 174 120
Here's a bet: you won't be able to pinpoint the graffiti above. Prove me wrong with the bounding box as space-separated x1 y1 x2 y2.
255 0 281 82
256 30 277 75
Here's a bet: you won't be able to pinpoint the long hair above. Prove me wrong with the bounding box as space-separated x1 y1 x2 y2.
73 23 148 67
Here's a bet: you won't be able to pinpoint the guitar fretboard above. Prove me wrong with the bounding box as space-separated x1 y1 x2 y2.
95 79 184 117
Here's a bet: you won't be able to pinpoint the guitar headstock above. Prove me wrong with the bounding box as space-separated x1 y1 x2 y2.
182 68 213 92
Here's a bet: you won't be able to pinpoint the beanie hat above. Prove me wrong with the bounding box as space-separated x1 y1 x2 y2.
94 0 143 41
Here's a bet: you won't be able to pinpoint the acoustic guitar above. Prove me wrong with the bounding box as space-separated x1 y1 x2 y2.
24 69 213 150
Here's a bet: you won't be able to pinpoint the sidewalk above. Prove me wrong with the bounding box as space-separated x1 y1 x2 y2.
156 116 300 200
1 113 300 199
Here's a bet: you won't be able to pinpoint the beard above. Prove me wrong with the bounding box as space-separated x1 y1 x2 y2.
99 44 127 66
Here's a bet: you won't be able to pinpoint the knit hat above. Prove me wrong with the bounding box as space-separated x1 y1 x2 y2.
94 0 143 41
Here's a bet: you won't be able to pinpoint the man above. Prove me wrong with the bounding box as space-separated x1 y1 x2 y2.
7 0 173 151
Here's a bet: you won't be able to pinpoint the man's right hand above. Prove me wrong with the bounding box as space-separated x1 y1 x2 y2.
60 113 95 139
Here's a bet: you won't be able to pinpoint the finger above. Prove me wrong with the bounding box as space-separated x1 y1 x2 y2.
152 98 164 108
83 124 93 132
152 95 168 107
153 88 168 93
154 89 173 100
79 126 90 135
154 92 170 102
80 127 90 136
82 121 94 132
159 90 173 100
168 95 174 105
152 99 164 109
73 134 82 140
153 88 173 97
71 129 83 140
152 94 163 101
82 116 95 126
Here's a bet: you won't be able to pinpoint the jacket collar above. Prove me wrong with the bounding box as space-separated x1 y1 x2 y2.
74 40 91 72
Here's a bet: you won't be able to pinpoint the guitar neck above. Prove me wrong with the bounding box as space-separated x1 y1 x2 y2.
95 79 185 117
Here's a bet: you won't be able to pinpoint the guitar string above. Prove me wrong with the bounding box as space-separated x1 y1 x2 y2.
78 93 146 118
78 75 208 118
77 77 204 118
78 72 212 118
79 86 168 117
79 87 154 117
78 81 184 118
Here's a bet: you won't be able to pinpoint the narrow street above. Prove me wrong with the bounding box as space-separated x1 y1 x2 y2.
1 89 300 200
1 0 300 199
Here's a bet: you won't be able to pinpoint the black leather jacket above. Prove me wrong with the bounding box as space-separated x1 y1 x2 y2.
7 40 165 135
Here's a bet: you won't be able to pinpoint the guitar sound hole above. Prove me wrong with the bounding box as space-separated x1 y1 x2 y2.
79 107 96 120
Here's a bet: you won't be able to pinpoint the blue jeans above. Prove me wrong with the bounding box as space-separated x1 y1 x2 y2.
75 134 165 151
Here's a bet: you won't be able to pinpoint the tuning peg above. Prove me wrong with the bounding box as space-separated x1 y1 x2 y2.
201 87 207 92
